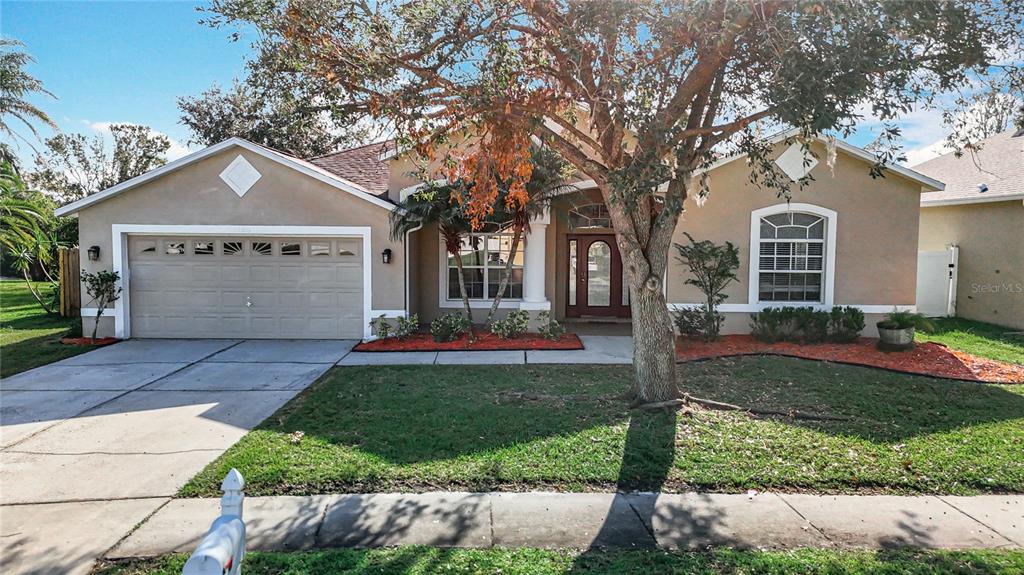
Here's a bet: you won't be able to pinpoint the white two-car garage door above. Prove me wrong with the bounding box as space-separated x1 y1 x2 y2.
128 236 364 339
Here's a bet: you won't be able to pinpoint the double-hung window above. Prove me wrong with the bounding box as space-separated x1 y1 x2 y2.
446 233 523 300
757 212 826 302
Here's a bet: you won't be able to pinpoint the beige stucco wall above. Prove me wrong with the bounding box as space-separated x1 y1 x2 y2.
919 200 1024 329
410 142 924 335
75 146 405 338
667 141 924 311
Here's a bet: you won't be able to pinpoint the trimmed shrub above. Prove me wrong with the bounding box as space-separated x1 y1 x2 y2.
394 313 420 339
537 311 565 341
369 314 395 339
752 305 867 344
490 310 530 339
431 312 471 342
674 305 722 340
829 306 865 342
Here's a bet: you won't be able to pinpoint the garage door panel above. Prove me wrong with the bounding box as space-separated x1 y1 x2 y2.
192 265 222 282
222 265 249 282
250 316 278 333
279 291 306 308
129 235 366 339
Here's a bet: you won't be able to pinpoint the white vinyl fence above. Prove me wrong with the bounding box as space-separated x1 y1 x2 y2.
916 245 959 317
182 469 246 575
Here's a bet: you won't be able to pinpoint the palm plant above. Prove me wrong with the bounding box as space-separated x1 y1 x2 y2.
1 161 58 312
390 184 475 332
482 146 574 324
0 38 57 166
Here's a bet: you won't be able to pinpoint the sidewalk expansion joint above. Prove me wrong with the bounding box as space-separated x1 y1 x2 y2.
0 495 172 507
5 448 225 456
622 493 658 546
936 496 1019 547
774 493 834 545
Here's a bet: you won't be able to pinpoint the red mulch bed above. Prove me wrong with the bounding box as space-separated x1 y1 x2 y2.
676 334 1024 384
354 332 584 352
60 337 120 347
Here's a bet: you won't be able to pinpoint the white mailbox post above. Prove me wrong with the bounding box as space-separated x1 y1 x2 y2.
182 469 246 575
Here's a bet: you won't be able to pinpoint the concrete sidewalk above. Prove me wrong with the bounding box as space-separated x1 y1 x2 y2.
337 335 634 365
109 491 1022 559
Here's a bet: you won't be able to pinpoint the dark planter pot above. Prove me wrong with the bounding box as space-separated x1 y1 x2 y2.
876 322 915 351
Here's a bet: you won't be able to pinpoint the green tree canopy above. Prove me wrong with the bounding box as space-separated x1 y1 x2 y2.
29 124 170 202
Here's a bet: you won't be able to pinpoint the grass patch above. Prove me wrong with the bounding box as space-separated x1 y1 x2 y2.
181 359 1024 497
96 548 1024 575
917 317 1024 365
0 280 87 377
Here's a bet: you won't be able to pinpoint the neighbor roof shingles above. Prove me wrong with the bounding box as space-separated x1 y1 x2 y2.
913 129 1024 205
308 141 393 197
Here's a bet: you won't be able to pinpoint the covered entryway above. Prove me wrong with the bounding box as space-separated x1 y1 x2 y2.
566 233 631 318
127 235 365 338
916 245 958 317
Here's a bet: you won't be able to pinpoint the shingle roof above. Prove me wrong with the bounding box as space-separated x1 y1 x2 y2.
913 129 1024 206
308 141 393 197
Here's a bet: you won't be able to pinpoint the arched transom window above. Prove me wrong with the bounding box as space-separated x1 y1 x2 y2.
757 211 827 302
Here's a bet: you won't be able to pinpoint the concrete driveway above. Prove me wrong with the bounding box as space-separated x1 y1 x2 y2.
0 338 355 575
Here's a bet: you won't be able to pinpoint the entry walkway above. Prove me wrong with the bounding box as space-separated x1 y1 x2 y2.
337 335 634 365
0 339 356 575
109 491 1022 558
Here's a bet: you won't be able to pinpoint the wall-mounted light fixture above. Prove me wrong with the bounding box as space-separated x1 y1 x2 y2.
381 248 393 264
87 245 101 261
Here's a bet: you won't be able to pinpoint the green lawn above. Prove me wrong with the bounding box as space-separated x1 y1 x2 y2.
182 359 1024 497
917 317 1024 365
96 548 1024 575
0 280 88 378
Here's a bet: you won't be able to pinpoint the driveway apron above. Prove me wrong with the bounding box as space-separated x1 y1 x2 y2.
0 339 349 575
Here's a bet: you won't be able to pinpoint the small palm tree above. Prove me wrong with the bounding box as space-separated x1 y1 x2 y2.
0 38 57 166
390 184 476 332
482 146 574 324
1 161 57 312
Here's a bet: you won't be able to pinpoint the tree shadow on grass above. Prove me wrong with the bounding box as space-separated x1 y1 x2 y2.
679 356 1024 442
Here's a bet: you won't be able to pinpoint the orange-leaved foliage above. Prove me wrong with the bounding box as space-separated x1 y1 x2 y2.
443 114 535 230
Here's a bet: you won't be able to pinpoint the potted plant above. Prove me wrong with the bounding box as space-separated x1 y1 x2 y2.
876 309 934 351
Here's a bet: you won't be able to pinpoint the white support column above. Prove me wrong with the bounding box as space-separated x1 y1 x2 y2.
520 206 551 311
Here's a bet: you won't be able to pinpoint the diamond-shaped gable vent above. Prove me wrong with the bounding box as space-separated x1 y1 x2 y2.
775 143 818 182
220 155 262 197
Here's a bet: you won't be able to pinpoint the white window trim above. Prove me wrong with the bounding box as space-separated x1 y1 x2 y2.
437 232 524 309
109 224 373 340
748 203 837 309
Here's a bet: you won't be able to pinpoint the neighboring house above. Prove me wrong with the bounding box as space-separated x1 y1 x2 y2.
913 129 1024 330
55 130 943 340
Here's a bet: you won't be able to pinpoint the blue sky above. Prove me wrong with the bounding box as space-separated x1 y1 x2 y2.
0 1 991 167
2 0 255 163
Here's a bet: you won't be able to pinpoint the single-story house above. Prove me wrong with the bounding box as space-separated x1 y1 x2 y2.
913 128 1024 330
55 130 944 340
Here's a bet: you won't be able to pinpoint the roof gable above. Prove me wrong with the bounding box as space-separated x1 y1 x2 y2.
308 141 393 196
913 129 1024 207
696 128 944 191
54 138 395 217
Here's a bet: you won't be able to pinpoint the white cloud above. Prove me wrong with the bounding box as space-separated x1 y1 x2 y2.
87 121 193 161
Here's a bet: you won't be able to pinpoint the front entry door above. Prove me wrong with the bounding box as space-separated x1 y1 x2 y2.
566 234 630 318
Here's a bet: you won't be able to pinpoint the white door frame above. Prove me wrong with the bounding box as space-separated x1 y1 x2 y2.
111 224 373 339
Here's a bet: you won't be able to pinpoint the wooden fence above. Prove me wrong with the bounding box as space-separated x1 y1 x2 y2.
58 247 80 318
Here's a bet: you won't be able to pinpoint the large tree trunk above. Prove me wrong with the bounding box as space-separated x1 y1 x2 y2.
485 224 523 325
622 251 679 404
